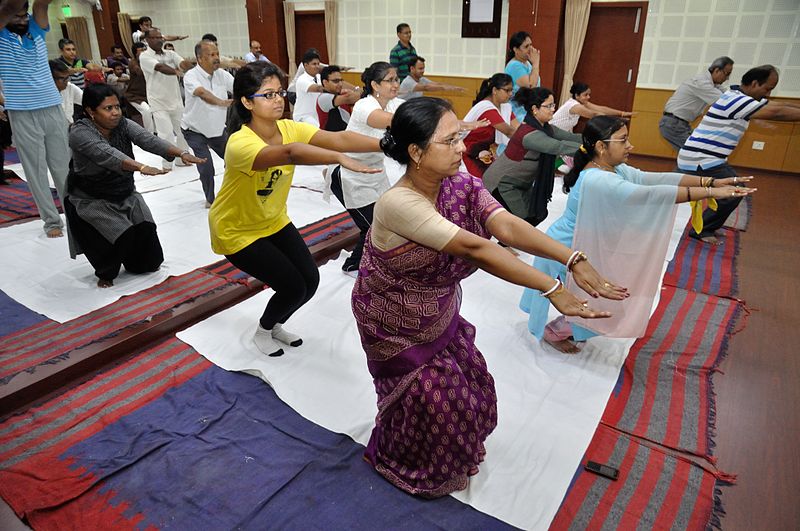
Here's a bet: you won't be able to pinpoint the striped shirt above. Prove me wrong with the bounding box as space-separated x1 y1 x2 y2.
0 19 61 111
55 56 90 89
677 88 767 170
389 41 417 82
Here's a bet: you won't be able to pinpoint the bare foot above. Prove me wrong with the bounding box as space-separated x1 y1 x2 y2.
699 235 723 246
544 337 582 354
97 278 113 288
45 227 63 238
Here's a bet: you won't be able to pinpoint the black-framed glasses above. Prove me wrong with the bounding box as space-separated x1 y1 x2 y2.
249 89 288 99
380 77 400 85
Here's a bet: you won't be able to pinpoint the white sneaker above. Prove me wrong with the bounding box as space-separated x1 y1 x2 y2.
253 325 284 356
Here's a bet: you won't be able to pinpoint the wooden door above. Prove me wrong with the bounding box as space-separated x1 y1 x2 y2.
571 2 646 127
294 11 328 64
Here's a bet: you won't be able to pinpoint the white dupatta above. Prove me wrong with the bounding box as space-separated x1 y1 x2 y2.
462 99 513 145
566 165 682 338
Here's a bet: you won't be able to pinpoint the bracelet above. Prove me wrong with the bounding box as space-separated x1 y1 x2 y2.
179 149 190 158
704 186 710 198
567 250 588 272
541 278 563 298
733 176 738 184
687 186 692 201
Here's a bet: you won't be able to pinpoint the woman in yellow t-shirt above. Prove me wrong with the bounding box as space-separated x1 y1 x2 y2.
209 62 380 357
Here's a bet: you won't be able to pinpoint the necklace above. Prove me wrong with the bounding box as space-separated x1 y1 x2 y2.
589 160 615 172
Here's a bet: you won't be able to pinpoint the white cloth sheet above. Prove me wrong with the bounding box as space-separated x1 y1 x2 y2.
0 154 344 323
177 185 691 530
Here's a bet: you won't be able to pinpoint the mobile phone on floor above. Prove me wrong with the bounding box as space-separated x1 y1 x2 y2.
584 460 619 480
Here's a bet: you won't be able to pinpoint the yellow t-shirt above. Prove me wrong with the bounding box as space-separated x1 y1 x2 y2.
209 120 318 255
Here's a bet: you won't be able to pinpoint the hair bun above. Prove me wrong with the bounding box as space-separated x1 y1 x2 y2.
379 127 396 157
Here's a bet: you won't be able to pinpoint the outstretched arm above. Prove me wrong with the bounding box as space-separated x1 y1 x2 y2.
251 142 381 173
485 210 627 300
309 129 381 153
750 102 800 121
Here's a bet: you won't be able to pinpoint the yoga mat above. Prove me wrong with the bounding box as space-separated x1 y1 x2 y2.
663 226 740 298
0 337 512 530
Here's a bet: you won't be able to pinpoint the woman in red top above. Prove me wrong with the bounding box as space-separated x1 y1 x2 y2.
461 73 519 178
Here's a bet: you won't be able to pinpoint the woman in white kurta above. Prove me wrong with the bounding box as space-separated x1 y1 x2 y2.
328 61 404 274
520 116 754 353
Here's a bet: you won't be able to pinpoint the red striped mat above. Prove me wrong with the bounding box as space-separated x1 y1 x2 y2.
663 226 740 298
550 424 724 530
0 270 230 386
600 285 740 459
0 175 61 224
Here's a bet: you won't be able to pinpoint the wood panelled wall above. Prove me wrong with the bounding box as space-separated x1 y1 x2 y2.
629 88 800 173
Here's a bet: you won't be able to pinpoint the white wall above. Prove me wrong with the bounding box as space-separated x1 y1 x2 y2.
335 0 511 78
637 0 800 97
117 0 251 60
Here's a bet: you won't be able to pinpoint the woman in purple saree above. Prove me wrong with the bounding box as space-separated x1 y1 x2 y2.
351 98 628 497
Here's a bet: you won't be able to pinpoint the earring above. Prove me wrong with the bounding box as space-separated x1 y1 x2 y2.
415 160 421 171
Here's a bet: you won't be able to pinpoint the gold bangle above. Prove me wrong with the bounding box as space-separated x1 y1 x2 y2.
567 251 588 272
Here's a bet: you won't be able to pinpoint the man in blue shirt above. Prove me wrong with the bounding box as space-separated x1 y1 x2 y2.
0 0 70 237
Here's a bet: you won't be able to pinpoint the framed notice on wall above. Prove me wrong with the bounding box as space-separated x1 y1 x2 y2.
461 0 502 38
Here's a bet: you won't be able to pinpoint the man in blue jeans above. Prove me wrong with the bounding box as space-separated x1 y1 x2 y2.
678 65 800 244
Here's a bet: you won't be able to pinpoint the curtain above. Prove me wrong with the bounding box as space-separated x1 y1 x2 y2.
283 2 296 78
65 17 92 63
559 0 592 105
324 1 337 64
117 12 134 57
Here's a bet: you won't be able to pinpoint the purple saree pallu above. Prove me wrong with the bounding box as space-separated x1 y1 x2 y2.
352 173 503 498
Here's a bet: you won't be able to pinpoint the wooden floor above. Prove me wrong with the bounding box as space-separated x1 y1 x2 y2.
1 157 798 529
631 155 800 530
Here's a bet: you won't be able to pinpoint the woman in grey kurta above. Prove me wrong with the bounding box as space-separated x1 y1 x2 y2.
66 84 204 287
483 87 581 226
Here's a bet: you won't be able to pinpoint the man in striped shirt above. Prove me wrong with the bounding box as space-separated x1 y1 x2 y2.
389 23 417 83
678 65 800 244
0 0 70 237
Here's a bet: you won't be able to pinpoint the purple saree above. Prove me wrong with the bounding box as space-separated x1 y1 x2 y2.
352 173 503 498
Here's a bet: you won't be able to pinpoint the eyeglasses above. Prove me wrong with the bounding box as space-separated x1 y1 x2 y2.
498 87 513 93
380 77 401 85
539 103 556 109
328 78 343 83
604 137 629 143
249 89 288 99
431 130 470 148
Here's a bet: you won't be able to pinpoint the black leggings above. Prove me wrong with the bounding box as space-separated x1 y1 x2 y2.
226 223 320 330
65 196 163 281
330 166 374 271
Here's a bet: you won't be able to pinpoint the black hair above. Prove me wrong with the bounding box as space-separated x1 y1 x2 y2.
569 82 590 98
110 44 123 53
741 65 778 87
396 23 410 33
229 62 286 134
132 41 147 55
320 64 341 82
202 33 217 42
301 49 320 65
381 98 453 165
58 38 74 50
139 16 152 25
361 61 394 96
513 86 553 111
563 115 626 193
410 55 425 65
110 61 125 70
82 83 118 111
708 56 734 73
473 73 513 105
506 31 531 62
48 59 69 74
